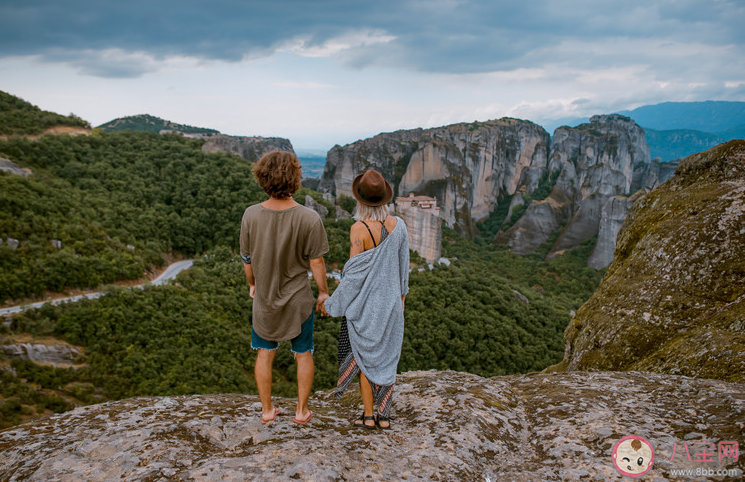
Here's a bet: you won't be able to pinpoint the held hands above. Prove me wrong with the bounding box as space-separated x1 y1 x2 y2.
316 293 329 317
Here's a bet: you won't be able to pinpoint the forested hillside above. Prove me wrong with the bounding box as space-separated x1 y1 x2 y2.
0 127 359 304
644 128 724 161
0 91 89 136
98 114 219 136
0 132 265 302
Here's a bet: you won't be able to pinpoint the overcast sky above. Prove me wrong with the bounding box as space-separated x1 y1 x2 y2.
1 0 743 150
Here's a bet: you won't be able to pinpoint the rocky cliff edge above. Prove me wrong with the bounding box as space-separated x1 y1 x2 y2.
1 370 743 481
201 135 294 162
554 140 745 382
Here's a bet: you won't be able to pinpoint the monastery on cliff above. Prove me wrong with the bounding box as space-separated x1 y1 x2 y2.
392 194 442 262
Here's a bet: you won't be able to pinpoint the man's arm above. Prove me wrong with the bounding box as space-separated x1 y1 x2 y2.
309 256 329 316
243 262 255 298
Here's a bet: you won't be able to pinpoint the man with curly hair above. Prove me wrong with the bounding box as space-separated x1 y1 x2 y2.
240 150 330 425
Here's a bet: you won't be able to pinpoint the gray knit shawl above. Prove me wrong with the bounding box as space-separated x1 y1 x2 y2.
325 217 410 386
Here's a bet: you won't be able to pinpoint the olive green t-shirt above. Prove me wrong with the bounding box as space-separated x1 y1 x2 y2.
240 204 329 341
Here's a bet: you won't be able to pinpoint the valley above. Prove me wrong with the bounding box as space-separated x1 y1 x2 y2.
0 91 742 438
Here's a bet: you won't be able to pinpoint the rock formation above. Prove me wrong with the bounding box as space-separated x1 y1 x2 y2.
334 205 352 220
301 177 321 190
201 135 294 162
304 195 329 218
0 157 31 177
394 195 442 262
549 115 650 255
320 115 674 268
2 370 743 481
631 158 679 192
586 191 643 270
0 342 84 367
320 119 551 238
552 140 745 383
496 115 659 263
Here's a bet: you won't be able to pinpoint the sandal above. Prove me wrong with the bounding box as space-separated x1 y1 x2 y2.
292 411 313 425
376 415 392 430
354 413 377 429
261 407 282 424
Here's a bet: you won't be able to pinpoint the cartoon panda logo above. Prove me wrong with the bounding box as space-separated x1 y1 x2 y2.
612 435 655 477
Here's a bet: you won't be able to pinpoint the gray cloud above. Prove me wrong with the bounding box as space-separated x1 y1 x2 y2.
1 0 743 78
36 48 160 78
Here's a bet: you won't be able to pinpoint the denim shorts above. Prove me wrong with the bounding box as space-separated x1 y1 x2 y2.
251 311 314 354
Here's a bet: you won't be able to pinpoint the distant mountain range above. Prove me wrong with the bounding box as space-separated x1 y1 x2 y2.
97 114 219 136
618 101 745 161
96 102 745 163
545 101 745 161
618 101 745 133
296 151 327 178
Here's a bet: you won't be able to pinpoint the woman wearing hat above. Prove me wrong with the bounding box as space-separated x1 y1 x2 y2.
324 169 410 430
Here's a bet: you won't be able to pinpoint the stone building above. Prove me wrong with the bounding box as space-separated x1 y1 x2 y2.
393 194 442 262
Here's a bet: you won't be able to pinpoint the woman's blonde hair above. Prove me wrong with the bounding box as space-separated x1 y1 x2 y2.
354 201 389 222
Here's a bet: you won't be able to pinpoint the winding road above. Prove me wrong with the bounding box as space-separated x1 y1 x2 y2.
0 260 194 317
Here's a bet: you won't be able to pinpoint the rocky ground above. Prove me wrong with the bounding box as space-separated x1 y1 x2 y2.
1 370 743 481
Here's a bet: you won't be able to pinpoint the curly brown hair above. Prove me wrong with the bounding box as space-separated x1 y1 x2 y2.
253 150 302 199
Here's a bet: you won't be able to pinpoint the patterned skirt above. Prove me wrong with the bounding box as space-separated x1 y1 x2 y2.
336 317 395 418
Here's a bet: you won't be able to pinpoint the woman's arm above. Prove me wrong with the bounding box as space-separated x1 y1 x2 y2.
398 224 410 299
